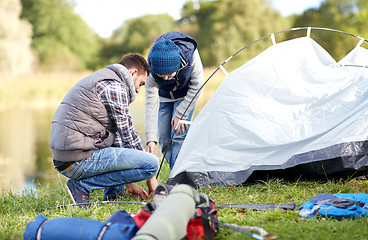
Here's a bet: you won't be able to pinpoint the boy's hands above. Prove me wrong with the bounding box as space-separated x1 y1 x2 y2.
171 116 188 135
147 141 156 154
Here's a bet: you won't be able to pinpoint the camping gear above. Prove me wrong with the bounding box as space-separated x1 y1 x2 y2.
49 198 296 212
167 27 368 188
134 184 220 240
207 218 270 240
48 200 146 210
132 184 200 240
26 183 271 240
23 210 138 240
216 202 296 211
299 193 368 218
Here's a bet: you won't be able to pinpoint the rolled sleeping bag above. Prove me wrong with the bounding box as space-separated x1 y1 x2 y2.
132 184 200 240
23 210 138 240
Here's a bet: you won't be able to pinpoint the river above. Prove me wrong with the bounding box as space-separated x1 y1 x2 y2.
0 103 147 194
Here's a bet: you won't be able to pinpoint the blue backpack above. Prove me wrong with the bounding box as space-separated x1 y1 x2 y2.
23 210 138 240
299 193 368 219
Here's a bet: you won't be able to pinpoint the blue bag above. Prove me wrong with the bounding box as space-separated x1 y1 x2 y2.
299 193 368 219
23 210 138 240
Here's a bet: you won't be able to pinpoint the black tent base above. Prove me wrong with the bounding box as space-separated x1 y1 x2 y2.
167 156 368 188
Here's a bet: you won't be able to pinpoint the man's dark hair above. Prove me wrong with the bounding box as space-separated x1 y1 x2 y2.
119 53 150 75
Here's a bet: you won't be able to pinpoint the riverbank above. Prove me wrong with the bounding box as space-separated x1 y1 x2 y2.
0 68 225 110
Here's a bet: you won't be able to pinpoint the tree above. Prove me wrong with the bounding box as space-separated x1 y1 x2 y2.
114 14 176 52
180 0 289 68
291 0 368 61
0 0 34 74
97 14 176 65
20 0 100 71
179 0 221 66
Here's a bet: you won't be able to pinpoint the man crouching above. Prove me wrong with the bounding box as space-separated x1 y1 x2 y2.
50 53 159 207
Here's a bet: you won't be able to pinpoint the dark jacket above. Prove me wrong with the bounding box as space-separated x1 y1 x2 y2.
149 31 198 99
49 65 128 162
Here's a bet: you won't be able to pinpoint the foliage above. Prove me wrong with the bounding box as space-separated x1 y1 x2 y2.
95 38 127 69
0 0 34 74
98 14 177 66
112 14 176 52
181 0 291 68
14 0 368 71
289 0 368 61
20 0 100 71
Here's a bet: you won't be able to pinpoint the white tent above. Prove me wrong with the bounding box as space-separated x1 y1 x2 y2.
167 30 368 187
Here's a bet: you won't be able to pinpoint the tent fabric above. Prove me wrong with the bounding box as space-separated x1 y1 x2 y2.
299 193 368 218
167 36 368 187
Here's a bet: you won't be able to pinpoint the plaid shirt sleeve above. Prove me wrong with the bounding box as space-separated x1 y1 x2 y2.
96 80 144 150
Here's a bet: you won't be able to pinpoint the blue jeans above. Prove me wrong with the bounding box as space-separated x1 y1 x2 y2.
59 147 159 198
158 100 194 170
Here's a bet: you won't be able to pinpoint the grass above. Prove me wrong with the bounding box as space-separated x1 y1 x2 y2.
1 70 368 239
0 72 88 110
1 166 368 239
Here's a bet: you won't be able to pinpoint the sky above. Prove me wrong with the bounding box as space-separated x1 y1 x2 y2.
74 0 324 38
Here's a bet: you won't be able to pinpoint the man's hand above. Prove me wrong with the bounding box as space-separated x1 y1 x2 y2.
171 116 188 135
125 183 149 200
147 141 156 154
146 177 159 198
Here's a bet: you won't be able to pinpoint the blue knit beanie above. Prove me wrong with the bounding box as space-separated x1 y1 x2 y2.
149 39 180 75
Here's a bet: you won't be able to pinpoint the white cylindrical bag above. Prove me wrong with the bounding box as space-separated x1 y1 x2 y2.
132 184 199 240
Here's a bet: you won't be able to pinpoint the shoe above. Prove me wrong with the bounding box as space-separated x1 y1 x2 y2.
65 180 90 208
153 183 174 205
103 185 125 201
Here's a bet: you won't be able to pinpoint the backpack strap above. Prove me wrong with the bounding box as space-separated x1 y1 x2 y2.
36 218 48 240
97 222 112 240
197 193 221 239
200 210 215 240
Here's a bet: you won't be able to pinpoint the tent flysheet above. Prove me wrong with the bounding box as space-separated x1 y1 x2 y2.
168 35 368 187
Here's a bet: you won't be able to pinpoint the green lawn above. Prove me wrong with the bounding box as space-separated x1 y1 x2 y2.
1 161 368 240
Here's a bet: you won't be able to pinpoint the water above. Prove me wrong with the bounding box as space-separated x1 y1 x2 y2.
0 108 52 193
0 103 146 194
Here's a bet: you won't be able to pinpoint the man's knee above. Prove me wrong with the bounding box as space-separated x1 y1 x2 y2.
151 155 159 172
143 154 159 178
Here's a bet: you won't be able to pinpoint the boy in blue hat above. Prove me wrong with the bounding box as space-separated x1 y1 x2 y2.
145 32 204 170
